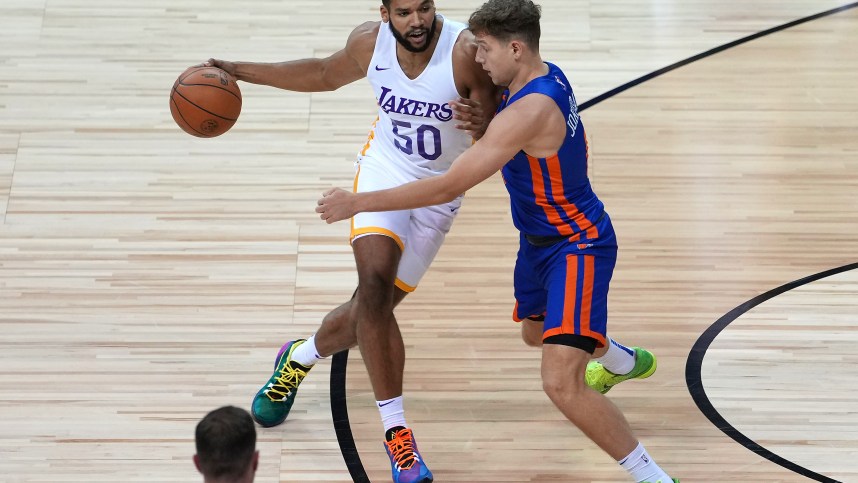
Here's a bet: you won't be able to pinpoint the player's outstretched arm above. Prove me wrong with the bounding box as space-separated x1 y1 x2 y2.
316 95 553 223
201 22 377 92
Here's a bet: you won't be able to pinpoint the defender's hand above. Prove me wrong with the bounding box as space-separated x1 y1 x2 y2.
317 188 357 224
450 96 489 140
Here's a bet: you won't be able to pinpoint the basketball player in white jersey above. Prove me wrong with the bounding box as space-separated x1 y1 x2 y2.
202 1 498 481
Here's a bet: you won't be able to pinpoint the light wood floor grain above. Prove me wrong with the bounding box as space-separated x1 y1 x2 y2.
0 1 856 482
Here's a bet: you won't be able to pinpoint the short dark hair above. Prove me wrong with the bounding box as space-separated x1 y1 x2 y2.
383 0 434 10
468 0 542 49
195 406 256 479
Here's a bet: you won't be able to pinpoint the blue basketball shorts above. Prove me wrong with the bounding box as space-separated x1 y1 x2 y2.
512 216 618 348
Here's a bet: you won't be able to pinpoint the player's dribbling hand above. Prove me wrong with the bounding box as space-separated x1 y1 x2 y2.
450 97 488 140
316 188 356 224
193 58 238 78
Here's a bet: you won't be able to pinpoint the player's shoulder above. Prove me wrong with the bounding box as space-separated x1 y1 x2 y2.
346 21 381 52
451 27 481 76
525 68 572 99
453 27 478 57
504 90 560 120
352 20 381 37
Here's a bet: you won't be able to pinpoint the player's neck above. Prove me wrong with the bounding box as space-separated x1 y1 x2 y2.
395 18 442 77
507 56 548 98
396 43 435 70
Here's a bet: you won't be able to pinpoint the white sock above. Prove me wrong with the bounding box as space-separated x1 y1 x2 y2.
619 443 672 483
595 337 636 375
291 335 323 367
377 396 406 432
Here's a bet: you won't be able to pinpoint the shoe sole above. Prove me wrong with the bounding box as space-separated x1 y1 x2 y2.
251 410 281 428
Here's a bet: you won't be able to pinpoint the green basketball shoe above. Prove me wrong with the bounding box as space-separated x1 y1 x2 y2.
585 347 657 394
251 340 312 427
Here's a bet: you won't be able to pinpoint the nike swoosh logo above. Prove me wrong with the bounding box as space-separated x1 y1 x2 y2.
378 400 395 407
375 65 391 71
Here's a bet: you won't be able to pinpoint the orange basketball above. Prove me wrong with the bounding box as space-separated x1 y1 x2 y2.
170 66 242 138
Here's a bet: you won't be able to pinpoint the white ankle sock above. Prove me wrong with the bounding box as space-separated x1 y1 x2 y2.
377 396 406 432
291 335 323 367
619 443 672 483
595 337 636 375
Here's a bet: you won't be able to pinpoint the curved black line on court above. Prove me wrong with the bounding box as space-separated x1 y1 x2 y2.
331 351 371 482
579 2 858 111
330 3 858 481
686 262 858 483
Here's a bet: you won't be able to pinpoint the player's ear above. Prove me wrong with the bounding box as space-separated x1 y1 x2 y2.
510 40 523 59
380 5 389 23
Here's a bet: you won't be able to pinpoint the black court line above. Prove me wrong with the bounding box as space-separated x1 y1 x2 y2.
686 262 858 483
330 3 858 481
331 350 371 483
579 1 858 111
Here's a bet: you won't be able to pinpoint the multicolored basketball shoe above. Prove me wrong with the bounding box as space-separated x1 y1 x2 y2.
384 427 433 483
251 340 312 427
585 347 657 394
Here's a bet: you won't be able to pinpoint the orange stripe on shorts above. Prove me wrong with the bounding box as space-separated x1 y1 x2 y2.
561 254 579 335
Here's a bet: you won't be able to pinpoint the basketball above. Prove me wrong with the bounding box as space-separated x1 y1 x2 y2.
170 66 242 138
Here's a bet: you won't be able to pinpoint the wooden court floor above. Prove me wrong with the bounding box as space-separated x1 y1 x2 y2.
1 1 856 482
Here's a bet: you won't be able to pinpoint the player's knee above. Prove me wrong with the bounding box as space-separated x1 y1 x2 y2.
520 316 545 347
355 275 396 311
521 329 542 347
542 372 585 403
542 376 568 403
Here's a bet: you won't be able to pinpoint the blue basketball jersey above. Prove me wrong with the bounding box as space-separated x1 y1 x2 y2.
499 62 604 241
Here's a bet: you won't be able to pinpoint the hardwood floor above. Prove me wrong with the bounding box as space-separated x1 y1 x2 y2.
0 1 855 482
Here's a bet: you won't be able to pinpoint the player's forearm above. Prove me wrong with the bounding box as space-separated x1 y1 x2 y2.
232 59 334 92
356 177 461 213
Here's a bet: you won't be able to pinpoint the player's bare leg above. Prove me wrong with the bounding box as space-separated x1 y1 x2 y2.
350 234 405 401
521 317 607 357
250 234 407 428
542 343 637 458
541 344 674 482
523 319 655 395
313 288 408 357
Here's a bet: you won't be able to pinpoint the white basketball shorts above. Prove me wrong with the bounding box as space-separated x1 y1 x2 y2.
350 155 461 292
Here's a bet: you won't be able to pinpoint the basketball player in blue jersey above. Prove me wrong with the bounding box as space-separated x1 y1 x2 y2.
317 0 677 481
200 1 499 481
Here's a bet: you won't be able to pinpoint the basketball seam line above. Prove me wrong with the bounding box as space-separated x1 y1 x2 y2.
178 66 208 84
177 81 242 102
172 88 239 122
170 89 209 137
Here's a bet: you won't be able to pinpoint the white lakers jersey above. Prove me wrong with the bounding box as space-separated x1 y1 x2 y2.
360 16 472 178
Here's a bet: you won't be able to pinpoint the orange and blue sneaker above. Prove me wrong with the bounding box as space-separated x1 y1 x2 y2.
585 347 657 394
251 340 312 427
384 427 433 483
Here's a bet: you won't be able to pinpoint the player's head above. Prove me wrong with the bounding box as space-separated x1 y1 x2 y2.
468 0 542 85
381 0 438 53
193 406 258 483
